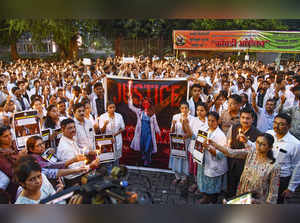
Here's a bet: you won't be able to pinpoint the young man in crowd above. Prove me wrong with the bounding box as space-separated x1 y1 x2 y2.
267 114 300 204
226 107 261 198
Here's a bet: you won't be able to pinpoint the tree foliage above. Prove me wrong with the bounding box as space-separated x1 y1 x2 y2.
0 19 291 60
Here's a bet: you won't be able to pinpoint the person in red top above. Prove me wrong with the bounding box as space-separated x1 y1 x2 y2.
0 125 26 203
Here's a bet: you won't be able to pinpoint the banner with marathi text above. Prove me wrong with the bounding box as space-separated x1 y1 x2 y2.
173 30 300 53
105 76 188 169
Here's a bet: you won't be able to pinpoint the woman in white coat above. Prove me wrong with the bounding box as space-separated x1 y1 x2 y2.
195 111 228 204
169 101 194 185
128 92 160 166
96 101 125 166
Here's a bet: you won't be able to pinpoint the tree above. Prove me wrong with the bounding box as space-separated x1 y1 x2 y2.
0 19 30 60
30 19 98 60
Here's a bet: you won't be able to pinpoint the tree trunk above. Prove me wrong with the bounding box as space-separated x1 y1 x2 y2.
10 41 19 60
58 43 68 60
115 36 121 57
69 39 79 61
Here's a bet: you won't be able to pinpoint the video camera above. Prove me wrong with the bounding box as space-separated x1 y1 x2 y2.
40 165 153 204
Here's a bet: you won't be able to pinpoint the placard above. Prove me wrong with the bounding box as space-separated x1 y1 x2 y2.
191 130 208 165
41 148 58 164
13 110 41 149
122 57 135 63
95 134 115 163
197 130 208 143
82 58 92 66
226 193 252 204
54 128 62 148
169 133 187 158
192 139 205 165
41 129 51 149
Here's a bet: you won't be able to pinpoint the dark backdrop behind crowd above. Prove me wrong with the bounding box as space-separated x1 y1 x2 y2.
106 77 188 169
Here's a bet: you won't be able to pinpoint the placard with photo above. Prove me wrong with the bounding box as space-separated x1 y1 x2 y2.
95 134 115 163
54 128 62 148
169 133 187 159
13 110 41 150
41 129 51 149
191 130 208 165
41 148 58 164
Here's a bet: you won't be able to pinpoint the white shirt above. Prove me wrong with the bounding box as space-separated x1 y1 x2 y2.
75 118 95 151
267 130 300 192
172 113 195 135
56 135 84 179
204 127 228 177
256 108 277 133
0 170 9 190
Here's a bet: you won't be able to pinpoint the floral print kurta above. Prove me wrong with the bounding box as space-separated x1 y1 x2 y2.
227 146 280 204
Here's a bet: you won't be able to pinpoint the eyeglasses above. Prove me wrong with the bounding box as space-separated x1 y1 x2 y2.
273 122 286 127
35 142 45 147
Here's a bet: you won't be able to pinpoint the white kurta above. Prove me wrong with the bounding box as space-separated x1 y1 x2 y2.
97 112 125 159
168 113 194 175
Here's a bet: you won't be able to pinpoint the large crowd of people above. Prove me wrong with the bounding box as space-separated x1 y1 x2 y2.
0 55 300 204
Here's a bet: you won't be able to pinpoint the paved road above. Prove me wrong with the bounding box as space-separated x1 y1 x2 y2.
126 168 300 205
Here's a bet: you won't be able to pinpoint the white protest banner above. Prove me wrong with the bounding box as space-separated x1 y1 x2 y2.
122 57 135 63
83 58 92 66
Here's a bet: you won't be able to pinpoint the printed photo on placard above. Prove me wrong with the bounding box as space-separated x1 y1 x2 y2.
13 110 41 149
193 139 204 165
197 130 208 143
169 133 187 158
41 129 51 149
95 134 115 163
41 148 58 164
54 128 62 148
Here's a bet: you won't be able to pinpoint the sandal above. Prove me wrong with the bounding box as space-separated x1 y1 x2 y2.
179 178 187 185
194 189 203 196
172 178 181 185
188 184 198 193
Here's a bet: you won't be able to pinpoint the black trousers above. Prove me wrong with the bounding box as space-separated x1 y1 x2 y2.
227 159 244 199
277 176 291 204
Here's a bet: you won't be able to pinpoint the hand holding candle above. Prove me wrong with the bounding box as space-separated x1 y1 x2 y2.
237 128 247 143
128 80 133 98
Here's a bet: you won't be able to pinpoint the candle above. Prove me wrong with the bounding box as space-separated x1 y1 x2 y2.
80 146 88 156
238 128 242 135
83 159 90 171
128 80 132 94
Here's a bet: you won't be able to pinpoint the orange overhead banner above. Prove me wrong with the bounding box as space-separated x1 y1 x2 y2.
173 30 300 53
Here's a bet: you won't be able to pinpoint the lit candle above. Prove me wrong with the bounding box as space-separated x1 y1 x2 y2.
238 128 242 135
81 146 88 156
128 80 132 94
83 159 90 171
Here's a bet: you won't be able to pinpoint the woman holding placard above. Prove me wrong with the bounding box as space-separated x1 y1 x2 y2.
95 100 125 167
188 103 209 193
169 101 194 185
194 112 227 204
26 135 87 180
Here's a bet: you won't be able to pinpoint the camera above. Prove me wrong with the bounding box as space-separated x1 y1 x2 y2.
40 165 153 204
